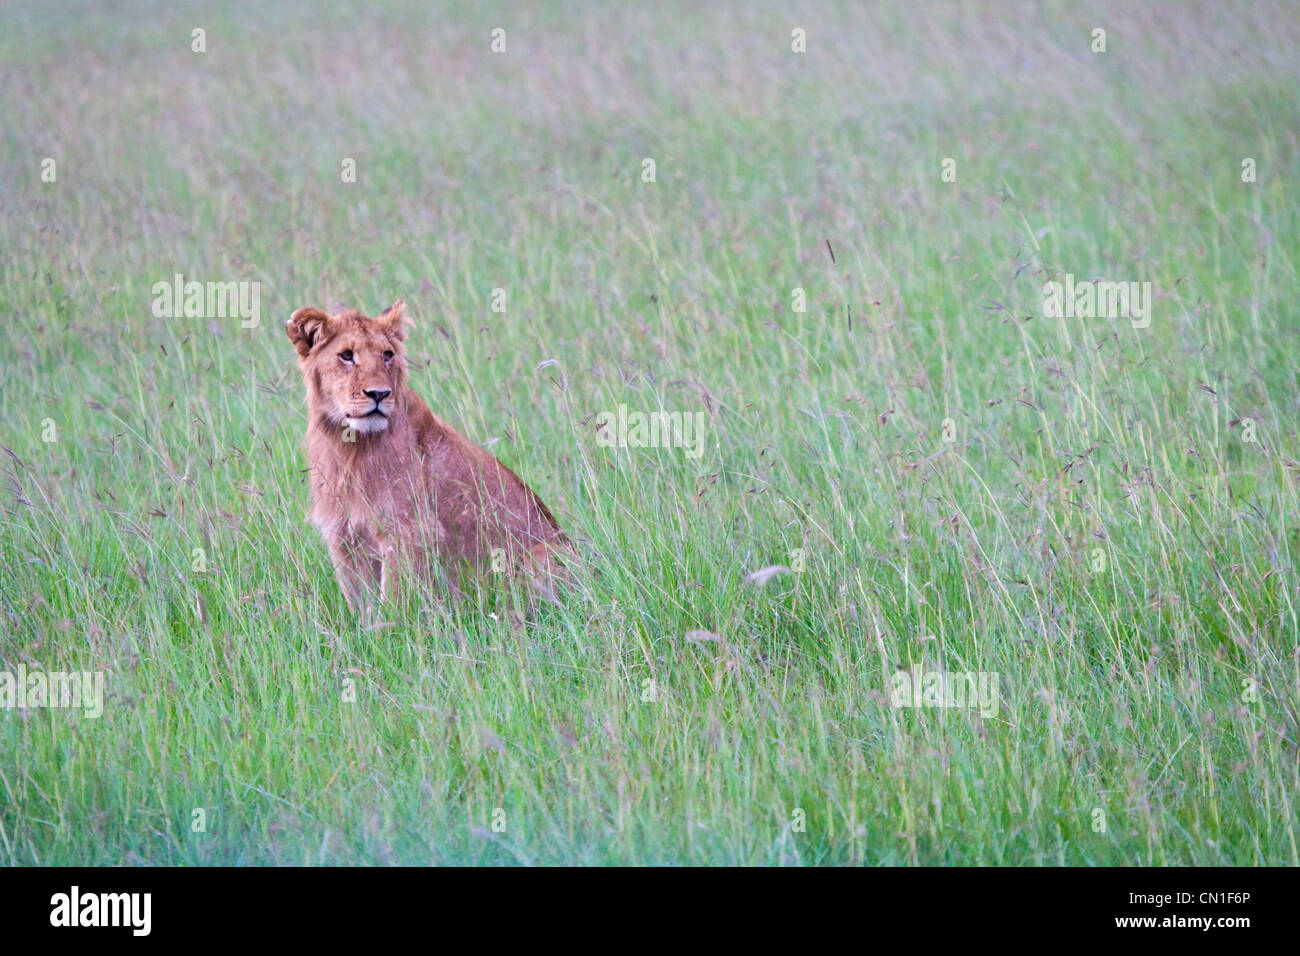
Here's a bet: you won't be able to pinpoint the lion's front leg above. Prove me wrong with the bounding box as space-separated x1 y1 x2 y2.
327 534 382 614
380 552 401 606
381 541 443 607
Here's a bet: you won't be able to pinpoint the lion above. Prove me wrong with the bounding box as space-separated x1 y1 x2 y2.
286 299 572 612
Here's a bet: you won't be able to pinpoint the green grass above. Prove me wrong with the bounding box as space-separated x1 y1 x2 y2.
1 0 1298 865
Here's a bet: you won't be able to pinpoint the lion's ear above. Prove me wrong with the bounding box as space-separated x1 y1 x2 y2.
376 299 411 341
287 307 331 357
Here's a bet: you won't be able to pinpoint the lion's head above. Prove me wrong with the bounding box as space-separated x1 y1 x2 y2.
287 300 411 436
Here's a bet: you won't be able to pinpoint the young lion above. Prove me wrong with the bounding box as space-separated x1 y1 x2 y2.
286 299 571 611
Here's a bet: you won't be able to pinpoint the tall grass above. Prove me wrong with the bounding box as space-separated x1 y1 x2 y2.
1 0 1297 864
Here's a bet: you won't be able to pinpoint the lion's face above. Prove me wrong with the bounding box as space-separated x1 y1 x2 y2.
287 301 410 436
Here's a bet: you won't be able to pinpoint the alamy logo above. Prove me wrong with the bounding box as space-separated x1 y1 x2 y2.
594 404 707 459
1 666 104 718
1042 274 1151 328
151 273 260 328
50 886 151 936
890 669 999 718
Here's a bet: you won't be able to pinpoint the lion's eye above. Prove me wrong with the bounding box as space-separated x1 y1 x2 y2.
383 350 394 362
340 350 354 363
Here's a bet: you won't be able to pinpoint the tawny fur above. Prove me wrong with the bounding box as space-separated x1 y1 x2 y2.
287 299 571 611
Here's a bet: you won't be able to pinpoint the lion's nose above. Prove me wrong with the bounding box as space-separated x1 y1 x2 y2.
364 388 391 403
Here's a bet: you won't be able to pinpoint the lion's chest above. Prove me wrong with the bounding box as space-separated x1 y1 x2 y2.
309 452 428 555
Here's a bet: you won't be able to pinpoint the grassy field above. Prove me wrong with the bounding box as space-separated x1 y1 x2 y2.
1 0 1297 865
